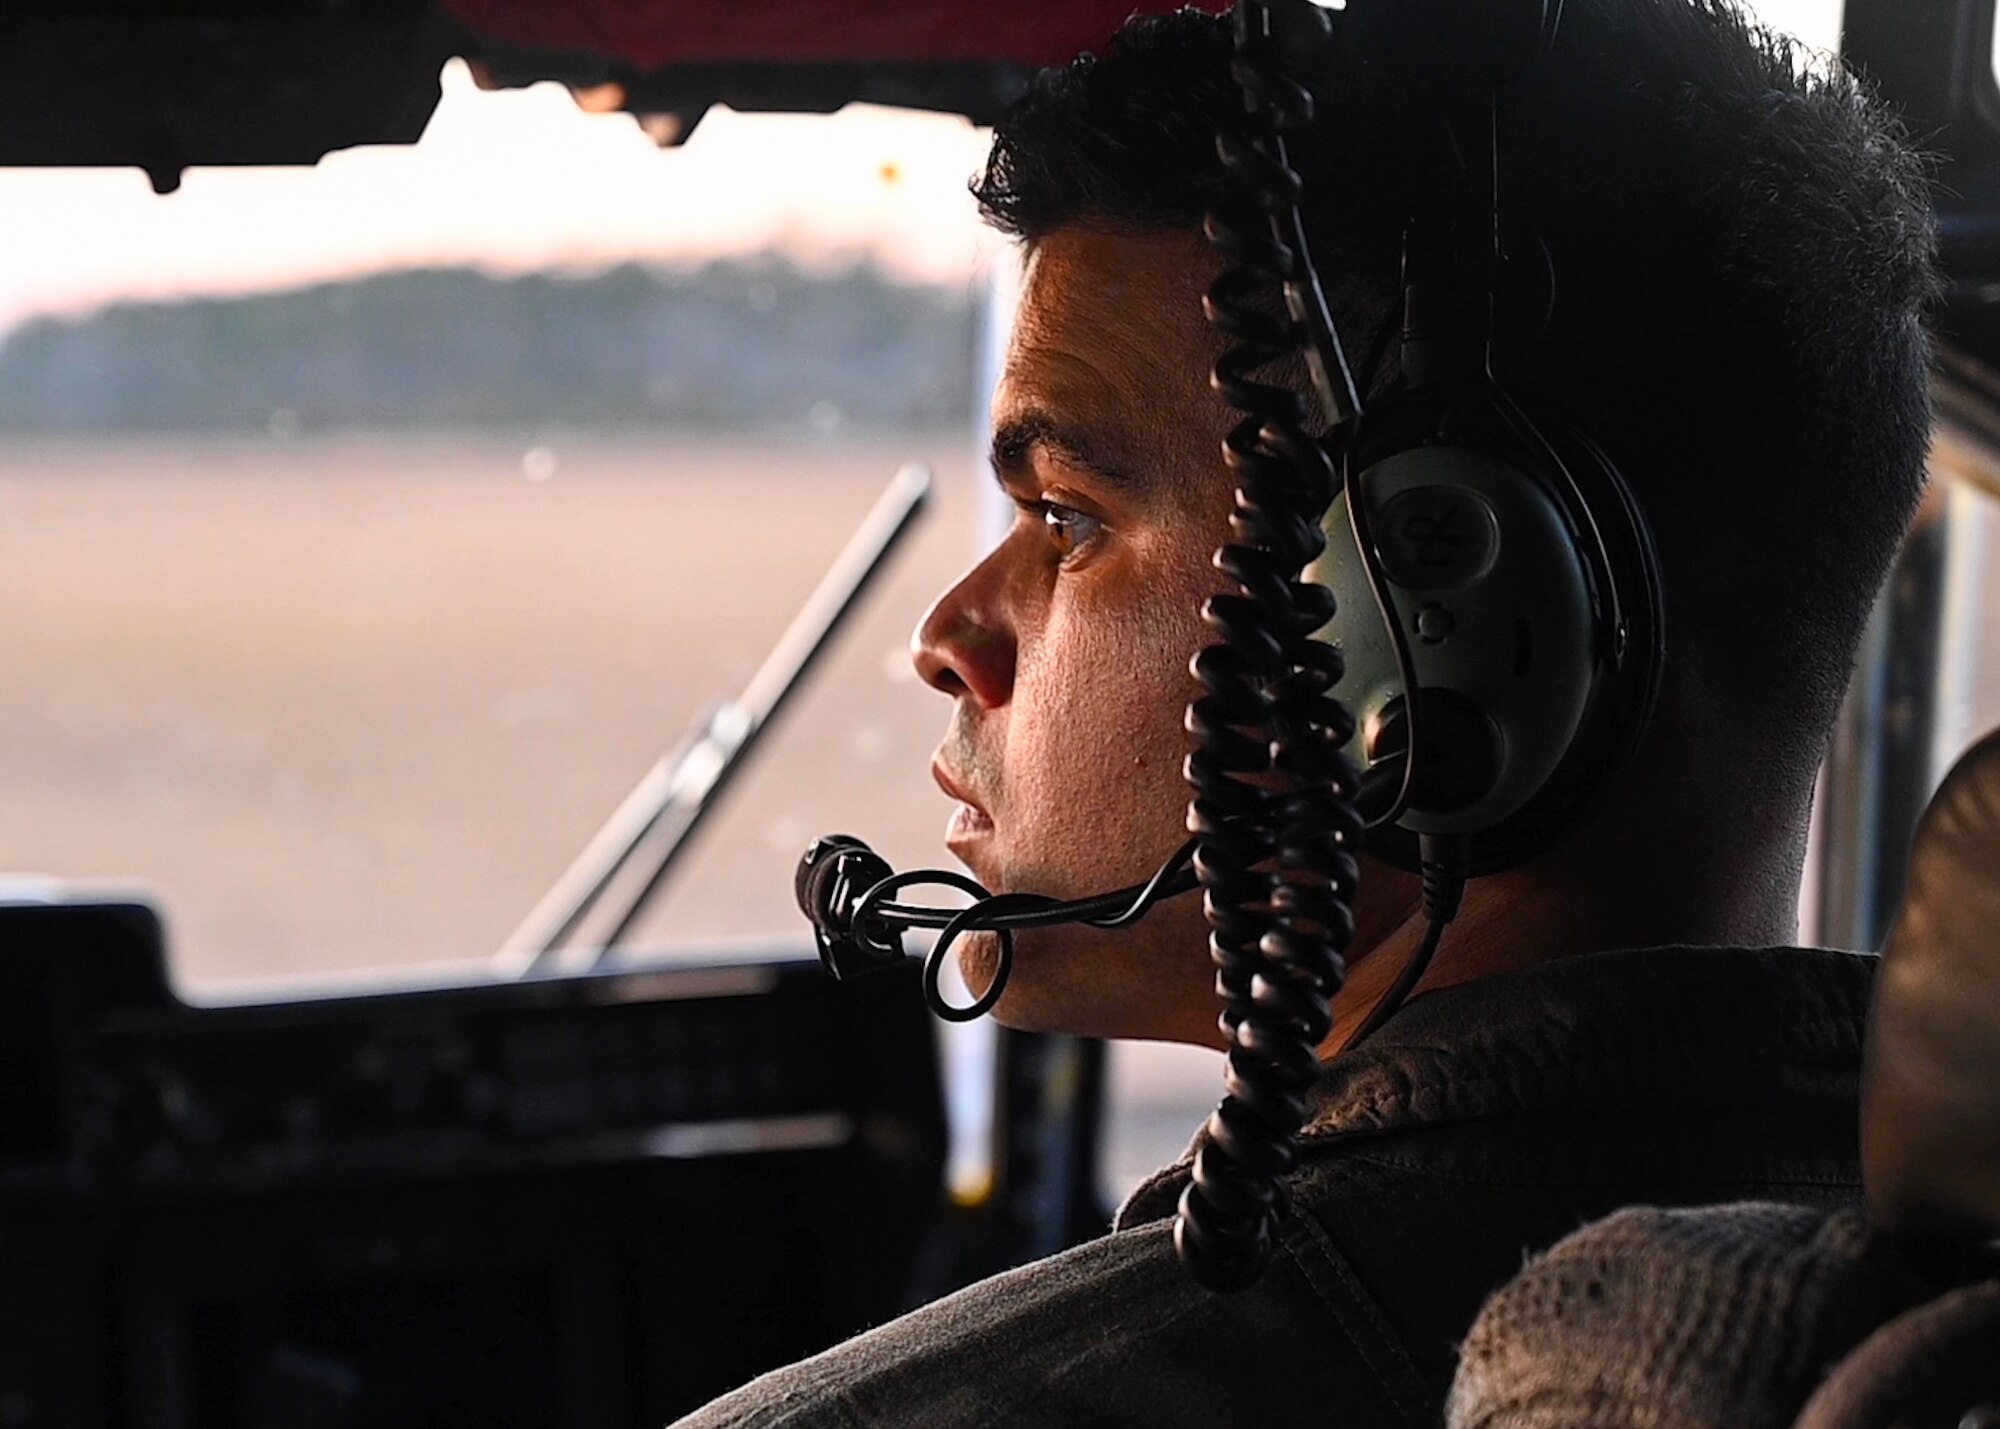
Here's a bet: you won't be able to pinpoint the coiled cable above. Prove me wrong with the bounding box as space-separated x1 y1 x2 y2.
1173 0 1368 1292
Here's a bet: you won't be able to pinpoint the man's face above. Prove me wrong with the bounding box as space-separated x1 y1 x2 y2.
912 226 1408 1045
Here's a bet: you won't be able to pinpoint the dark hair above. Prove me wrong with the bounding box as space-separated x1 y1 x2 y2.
972 3 1938 789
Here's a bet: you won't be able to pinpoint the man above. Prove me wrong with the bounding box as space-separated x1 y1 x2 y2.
680 2 1936 1423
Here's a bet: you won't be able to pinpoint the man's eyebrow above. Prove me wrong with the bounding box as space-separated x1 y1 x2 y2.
988 411 1147 493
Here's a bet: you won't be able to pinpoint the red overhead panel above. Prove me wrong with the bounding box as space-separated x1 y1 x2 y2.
439 0 1220 69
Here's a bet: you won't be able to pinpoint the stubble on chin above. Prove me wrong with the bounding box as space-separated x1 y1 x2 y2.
956 920 1091 1033
953 928 1006 1008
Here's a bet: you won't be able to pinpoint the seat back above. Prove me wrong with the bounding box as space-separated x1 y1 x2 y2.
1798 724 2000 1426
1862 724 2000 1244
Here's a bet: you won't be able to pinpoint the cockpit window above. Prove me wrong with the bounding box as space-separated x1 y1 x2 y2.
1753 0 1844 50
0 62 995 993
1928 449 2000 798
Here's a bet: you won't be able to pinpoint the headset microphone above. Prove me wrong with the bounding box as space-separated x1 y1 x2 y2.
795 833 1200 1023
794 750 1420 1022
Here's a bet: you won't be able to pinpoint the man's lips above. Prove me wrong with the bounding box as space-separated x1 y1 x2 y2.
932 760 995 848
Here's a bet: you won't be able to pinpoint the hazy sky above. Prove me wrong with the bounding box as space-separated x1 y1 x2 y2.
0 64 1000 337
0 0 1845 339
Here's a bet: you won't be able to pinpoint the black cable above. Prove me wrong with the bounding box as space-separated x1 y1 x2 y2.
1350 831 1467 1045
832 840 1204 1023
1173 0 1366 1293
1350 915 1446 1046
860 836 1200 936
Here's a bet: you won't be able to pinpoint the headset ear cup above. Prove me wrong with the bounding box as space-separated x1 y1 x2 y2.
1321 388 1664 878
1564 422 1666 721
1469 412 1664 871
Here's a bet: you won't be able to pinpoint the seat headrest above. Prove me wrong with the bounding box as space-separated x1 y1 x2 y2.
1792 1282 2000 1429
1863 725 2000 1243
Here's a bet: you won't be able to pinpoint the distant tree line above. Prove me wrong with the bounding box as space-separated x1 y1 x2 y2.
0 258 979 435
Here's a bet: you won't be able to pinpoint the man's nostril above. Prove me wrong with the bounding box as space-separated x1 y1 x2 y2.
931 666 970 697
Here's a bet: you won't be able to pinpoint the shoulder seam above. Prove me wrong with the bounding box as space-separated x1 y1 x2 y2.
1281 1212 1437 1428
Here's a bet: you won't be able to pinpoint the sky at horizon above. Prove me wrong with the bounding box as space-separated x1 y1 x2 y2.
0 0 1845 342
0 63 1002 341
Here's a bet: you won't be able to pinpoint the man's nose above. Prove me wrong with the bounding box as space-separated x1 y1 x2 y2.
911 556 1016 709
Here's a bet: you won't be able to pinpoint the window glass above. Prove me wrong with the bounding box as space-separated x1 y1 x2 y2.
1741 0 1844 49
1100 1040 1222 1203
1930 443 2000 780
0 63 996 992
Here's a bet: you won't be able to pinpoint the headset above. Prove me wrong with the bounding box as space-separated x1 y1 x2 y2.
798 0 1665 1291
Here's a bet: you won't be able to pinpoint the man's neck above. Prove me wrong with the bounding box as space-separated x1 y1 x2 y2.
1322 814 1809 1056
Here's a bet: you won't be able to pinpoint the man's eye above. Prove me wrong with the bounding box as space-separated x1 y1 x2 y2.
1039 501 1103 558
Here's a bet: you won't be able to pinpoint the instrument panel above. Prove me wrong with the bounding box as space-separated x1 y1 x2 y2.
0 901 945 1428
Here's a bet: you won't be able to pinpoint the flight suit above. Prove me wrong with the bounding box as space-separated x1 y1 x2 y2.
676 945 1874 1428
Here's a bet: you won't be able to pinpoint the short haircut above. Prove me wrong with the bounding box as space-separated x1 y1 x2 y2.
972 3 1938 790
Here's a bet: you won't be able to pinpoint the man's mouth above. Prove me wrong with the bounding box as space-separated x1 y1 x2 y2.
932 759 995 852
946 803 994 844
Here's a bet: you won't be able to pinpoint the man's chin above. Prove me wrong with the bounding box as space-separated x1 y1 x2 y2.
950 928 1012 1016
949 920 1213 1044
948 925 1079 1033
